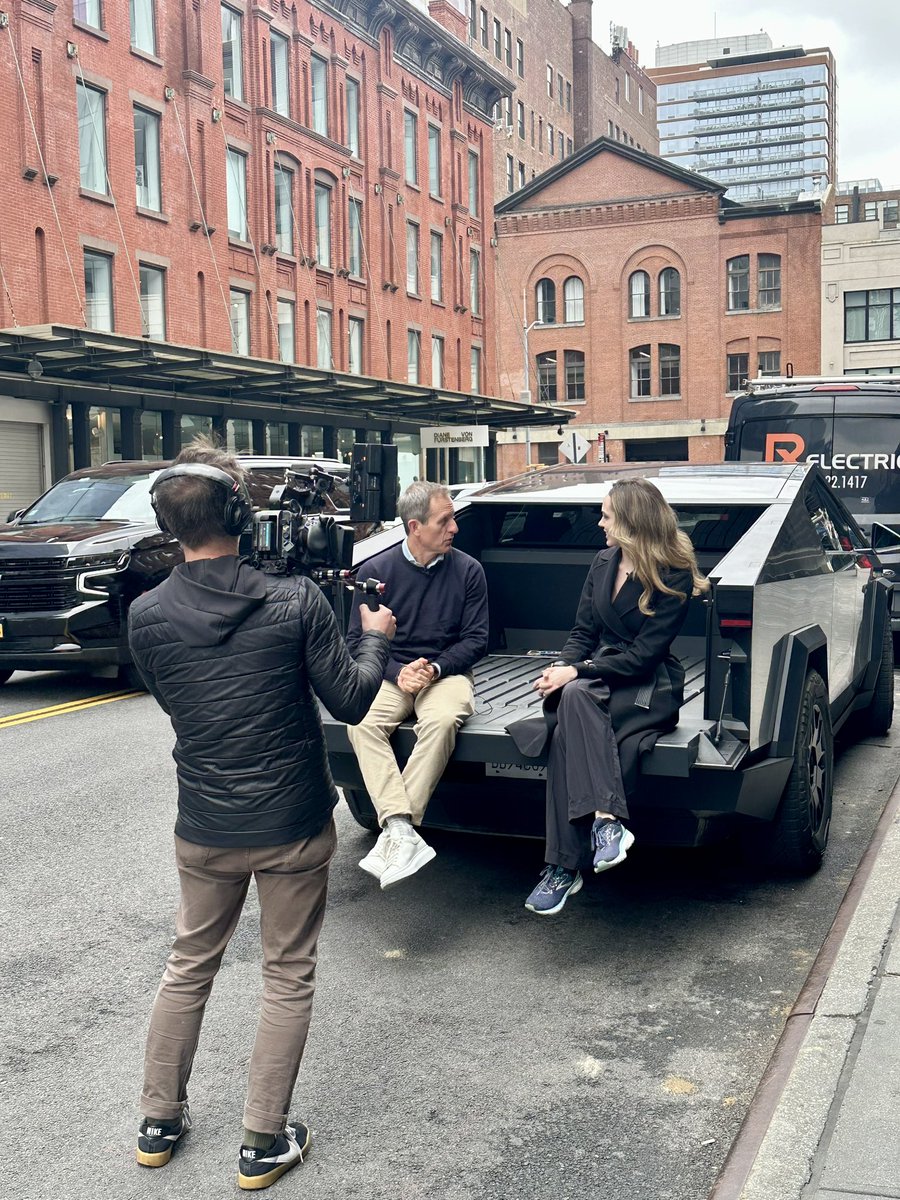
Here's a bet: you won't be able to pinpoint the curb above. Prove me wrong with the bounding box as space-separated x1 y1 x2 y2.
708 771 900 1200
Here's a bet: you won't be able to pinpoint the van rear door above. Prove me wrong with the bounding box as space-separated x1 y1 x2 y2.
728 395 835 471
830 401 900 530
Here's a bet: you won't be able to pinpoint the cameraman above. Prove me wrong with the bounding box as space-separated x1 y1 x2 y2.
128 438 395 1192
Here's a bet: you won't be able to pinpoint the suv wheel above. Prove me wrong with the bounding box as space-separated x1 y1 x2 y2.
0 669 13 686
769 670 833 875
343 788 381 833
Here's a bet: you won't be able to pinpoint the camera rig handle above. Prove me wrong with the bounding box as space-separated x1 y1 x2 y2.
314 569 387 612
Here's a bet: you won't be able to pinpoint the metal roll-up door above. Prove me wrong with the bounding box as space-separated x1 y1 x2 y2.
0 421 46 517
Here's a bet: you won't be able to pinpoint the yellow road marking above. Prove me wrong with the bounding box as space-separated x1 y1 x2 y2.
0 690 143 729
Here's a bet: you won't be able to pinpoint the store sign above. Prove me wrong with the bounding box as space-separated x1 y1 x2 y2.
420 425 489 449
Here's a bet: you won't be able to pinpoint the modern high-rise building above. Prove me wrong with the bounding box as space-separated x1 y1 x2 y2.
648 35 836 203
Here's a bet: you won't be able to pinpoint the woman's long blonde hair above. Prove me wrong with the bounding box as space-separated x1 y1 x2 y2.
606 478 710 615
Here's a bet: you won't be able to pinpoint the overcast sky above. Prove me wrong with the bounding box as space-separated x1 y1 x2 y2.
598 0 900 187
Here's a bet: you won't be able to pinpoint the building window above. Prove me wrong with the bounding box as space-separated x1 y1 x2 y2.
557 71 563 105
845 289 900 342
83 251 112 331
536 278 556 324
517 161 526 189
139 264 165 339
492 17 501 58
311 56 328 136
624 73 631 102
277 298 295 363
537 351 557 403
516 38 524 78
884 202 900 229
566 80 572 112
546 63 553 98
130 0 156 54
348 197 363 276
77 82 107 195
565 350 585 401
566 137 573 156
506 154 514 193
404 110 418 185
226 147 247 240
270 30 289 116
470 345 481 391
517 101 525 139
629 270 650 318
229 288 249 354
548 123 554 157
348 317 363 374
346 77 360 157
538 117 543 150
864 201 878 221
504 96 513 128
558 131 564 158
758 254 781 309
727 255 750 311
430 231 443 302
316 307 332 368
834 204 850 224
428 124 441 195
274 163 293 254
479 7 488 48
468 0 476 40
727 352 749 392
406 221 419 294
659 267 681 317
504 28 512 68
221 5 243 100
659 344 681 396
431 335 444 386
470 248 481 315
468 151 479 216
608 119 613 137
758 350 781 377
630 345 651 397
407 328 421 383
133 106 161 211
74 1 102 28
314 179 331 267
563 276 584 323
638 86 644 114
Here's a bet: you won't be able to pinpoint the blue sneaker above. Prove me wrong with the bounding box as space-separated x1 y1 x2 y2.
591 818 635 873
524 865 583 915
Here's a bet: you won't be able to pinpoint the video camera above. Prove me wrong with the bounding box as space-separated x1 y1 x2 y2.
248 443 398 611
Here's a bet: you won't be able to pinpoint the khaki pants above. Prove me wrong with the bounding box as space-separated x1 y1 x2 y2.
347 675 474 825
140 819 335 1135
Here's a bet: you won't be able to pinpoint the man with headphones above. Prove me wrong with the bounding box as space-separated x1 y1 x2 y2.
128 437 395 1191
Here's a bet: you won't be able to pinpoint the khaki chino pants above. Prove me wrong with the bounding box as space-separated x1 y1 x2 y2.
140 818 335 1135
347 675 474 825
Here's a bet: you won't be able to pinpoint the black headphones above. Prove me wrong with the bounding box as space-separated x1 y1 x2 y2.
150 464 253 537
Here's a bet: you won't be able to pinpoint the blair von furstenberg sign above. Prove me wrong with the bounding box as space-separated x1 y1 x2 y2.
420 425 489 449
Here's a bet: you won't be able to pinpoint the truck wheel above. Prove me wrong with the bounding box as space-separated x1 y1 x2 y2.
343 788 381 833
866 619 894 735
0 669 13 685
770 670 833 875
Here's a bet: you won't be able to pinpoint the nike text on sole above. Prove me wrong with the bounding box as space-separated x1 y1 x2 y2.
593 828 635 873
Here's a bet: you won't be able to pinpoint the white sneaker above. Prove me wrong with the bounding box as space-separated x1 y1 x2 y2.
358 830 391 880
379 827 436 890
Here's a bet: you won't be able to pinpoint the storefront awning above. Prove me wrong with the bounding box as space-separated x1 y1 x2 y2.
0 326 573 432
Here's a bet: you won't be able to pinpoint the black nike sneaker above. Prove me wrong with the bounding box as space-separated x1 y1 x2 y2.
237 1121 311 1190
136 1102 192 1167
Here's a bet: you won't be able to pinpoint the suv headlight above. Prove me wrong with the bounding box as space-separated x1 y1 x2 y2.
74 551 131 597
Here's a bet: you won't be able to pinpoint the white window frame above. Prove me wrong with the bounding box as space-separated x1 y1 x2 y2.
130 0 156 55
316 307 333 368
77 82 108 195
226 147 248 241
134 106 161 212
404 110 418 186
139 263 165 339
407 328 421 383
84 250 113 331
431 334 444 387
430 230 443 302
346 77 360 157
314 179 332 268
311 56 328 136
277 297 295 363
406 221 420 295
221 5 243 100
229 287 250 354
274 162 293 255
348 316 364 375
270 30 290 117
348 197 363 277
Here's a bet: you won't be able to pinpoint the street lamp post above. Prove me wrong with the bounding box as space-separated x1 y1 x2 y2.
521 317 542 467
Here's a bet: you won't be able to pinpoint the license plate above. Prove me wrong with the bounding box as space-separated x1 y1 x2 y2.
485 761 547 780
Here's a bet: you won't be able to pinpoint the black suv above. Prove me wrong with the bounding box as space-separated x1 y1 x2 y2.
0 457 350 685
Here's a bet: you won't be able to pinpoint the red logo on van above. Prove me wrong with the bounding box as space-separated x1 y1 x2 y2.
764 433 806 463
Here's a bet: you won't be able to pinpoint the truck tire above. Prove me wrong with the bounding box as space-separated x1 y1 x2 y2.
769 670 833 875
865 619 894 735
0 669 13 685
343 788 381 833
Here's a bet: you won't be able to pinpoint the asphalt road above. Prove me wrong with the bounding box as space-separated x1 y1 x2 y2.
1 670 898 1200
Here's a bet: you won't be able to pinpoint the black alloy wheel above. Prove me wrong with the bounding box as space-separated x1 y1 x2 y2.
769 669 833 875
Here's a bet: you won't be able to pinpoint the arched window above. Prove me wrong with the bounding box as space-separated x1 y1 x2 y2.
659 267 681 316
564 350 585 401
630 345 650 397
629 270 650 318
563 276 584 322
726 255 749 311
537 350 557 402
536 278 556 324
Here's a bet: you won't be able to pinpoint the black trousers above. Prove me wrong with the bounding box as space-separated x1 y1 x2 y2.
544 679 628 872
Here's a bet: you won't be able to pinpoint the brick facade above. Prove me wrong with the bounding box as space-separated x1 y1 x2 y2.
493 139 822 474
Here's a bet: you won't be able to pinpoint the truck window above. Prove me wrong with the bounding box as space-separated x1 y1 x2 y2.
736 415 833 468
829 415 900 519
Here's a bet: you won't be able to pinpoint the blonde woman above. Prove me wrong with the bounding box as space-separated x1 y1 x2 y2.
524 478 709 915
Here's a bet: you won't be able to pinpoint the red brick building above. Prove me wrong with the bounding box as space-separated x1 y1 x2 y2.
493 138 823 473
0 0 544 489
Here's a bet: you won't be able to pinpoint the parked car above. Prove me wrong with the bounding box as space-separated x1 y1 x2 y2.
321 461 894 874
0 456 350 685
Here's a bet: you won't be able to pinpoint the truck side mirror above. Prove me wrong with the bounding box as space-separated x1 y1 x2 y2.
871 522 900 552
6 509 23 524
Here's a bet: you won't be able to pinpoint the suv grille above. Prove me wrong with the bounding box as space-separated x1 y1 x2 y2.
0 559 80 612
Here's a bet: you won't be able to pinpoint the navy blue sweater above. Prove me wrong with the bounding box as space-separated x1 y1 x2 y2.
346 543 488 683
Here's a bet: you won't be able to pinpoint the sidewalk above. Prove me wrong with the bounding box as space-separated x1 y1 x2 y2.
712 782 900 1200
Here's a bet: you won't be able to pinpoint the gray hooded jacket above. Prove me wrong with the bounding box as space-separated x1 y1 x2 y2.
128 556 389 847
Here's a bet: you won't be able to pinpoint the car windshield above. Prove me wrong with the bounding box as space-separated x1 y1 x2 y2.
20 473 157 524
